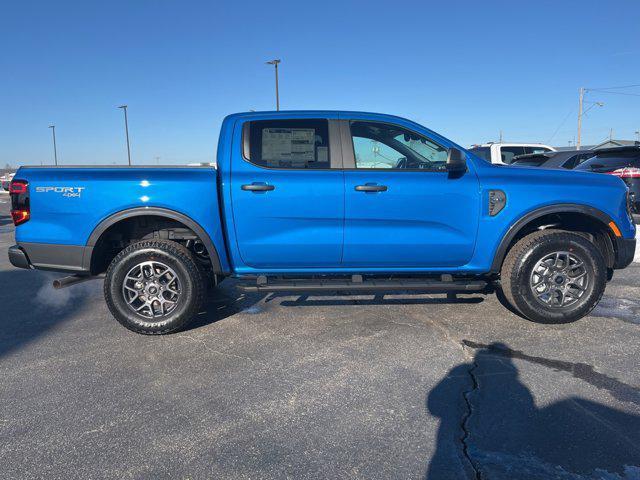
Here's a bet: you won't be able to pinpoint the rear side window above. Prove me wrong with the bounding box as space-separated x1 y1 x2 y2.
469 147 491 162
500 146 526 164
245 119 330 169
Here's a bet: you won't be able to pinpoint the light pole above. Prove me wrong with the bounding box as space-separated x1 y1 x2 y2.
48 125 58 166
576 87 604 150
118 105 132 165
266 59 281 110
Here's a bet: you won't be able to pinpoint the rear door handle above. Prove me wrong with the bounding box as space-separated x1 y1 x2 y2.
242 183 275 192
355 184 387 192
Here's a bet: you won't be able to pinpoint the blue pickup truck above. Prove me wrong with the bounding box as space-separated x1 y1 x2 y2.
8 111 636 334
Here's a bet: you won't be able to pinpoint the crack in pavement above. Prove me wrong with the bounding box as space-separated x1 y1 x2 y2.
462 340 640 407
460 344 483 480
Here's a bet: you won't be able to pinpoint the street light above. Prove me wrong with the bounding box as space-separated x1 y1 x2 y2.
118 105 132 165
266 59 281 111
48 125 58 166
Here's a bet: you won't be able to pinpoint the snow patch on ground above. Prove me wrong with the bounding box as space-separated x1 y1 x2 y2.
635 229 640 263
592 297 640 324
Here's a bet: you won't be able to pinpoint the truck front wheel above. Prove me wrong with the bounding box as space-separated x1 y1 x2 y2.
104 239 205 334
500 230 607 324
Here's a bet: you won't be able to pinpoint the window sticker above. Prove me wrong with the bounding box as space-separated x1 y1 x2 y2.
262 128 315 164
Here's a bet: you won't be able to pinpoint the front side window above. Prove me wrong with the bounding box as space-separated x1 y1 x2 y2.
350 121 448 170
246 119 330 169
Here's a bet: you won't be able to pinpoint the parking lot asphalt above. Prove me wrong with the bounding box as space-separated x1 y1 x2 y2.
0 194 639 480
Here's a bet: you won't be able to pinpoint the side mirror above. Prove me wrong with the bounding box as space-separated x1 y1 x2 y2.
446 148 467 173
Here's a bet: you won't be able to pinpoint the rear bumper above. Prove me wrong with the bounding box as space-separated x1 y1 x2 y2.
613 237 636 269
8 243 91 273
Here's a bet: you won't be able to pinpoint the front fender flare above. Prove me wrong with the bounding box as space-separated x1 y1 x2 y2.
489 203 615 273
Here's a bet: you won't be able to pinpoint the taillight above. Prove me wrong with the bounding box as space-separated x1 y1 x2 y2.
9 179 30 226
607 167 640 178
9 182 27 194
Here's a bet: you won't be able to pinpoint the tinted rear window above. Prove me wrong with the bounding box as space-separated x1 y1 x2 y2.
576 153 640 172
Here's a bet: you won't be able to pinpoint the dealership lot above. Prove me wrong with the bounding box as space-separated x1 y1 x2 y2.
0 196 639 479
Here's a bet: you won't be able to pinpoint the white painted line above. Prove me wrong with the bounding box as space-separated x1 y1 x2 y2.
635 230 640 263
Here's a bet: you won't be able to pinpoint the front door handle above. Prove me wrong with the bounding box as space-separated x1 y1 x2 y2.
355 184 387 192
242 183 275 192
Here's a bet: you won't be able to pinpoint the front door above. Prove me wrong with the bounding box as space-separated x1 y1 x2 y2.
342 119 480 268
230 118 344 269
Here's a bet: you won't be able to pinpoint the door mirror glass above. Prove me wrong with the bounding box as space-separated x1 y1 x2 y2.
446 148 467 173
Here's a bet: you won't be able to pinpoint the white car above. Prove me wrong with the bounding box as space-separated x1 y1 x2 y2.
469 143 556 165
0 173 15 191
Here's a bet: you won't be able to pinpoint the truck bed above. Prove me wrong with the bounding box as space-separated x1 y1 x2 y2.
13 166 228 272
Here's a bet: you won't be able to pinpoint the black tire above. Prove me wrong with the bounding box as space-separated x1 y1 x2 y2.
104 239 205 335
499 230 607 324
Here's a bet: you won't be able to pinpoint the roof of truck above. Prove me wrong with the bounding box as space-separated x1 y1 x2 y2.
225 110 418 123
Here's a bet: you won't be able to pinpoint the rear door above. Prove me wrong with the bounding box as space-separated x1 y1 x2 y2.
230 117 344 268
341 119 480 268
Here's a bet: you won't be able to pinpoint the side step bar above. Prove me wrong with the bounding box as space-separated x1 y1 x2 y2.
53 274 104 290
238 275 488 293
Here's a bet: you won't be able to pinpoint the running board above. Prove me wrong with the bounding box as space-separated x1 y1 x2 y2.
238 275 488 293
53 274 104 290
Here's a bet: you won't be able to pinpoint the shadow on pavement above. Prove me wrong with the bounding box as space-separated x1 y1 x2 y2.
0 268 95 359
183 284 268 331
426 342 640 479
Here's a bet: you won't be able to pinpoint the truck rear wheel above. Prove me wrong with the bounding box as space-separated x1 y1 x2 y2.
104 239 205 334
500 230 606 324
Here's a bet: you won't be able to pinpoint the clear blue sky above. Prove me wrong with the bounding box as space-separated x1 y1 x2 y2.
1 0 639 166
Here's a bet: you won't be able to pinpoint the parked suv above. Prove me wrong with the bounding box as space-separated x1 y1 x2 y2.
8 111 636 334
470 143 556 165
575 146 640 213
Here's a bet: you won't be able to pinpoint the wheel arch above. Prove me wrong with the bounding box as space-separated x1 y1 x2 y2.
86 207 223 274
490 204 617 273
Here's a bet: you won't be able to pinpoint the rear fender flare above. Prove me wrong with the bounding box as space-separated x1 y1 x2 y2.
86 207 223 273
